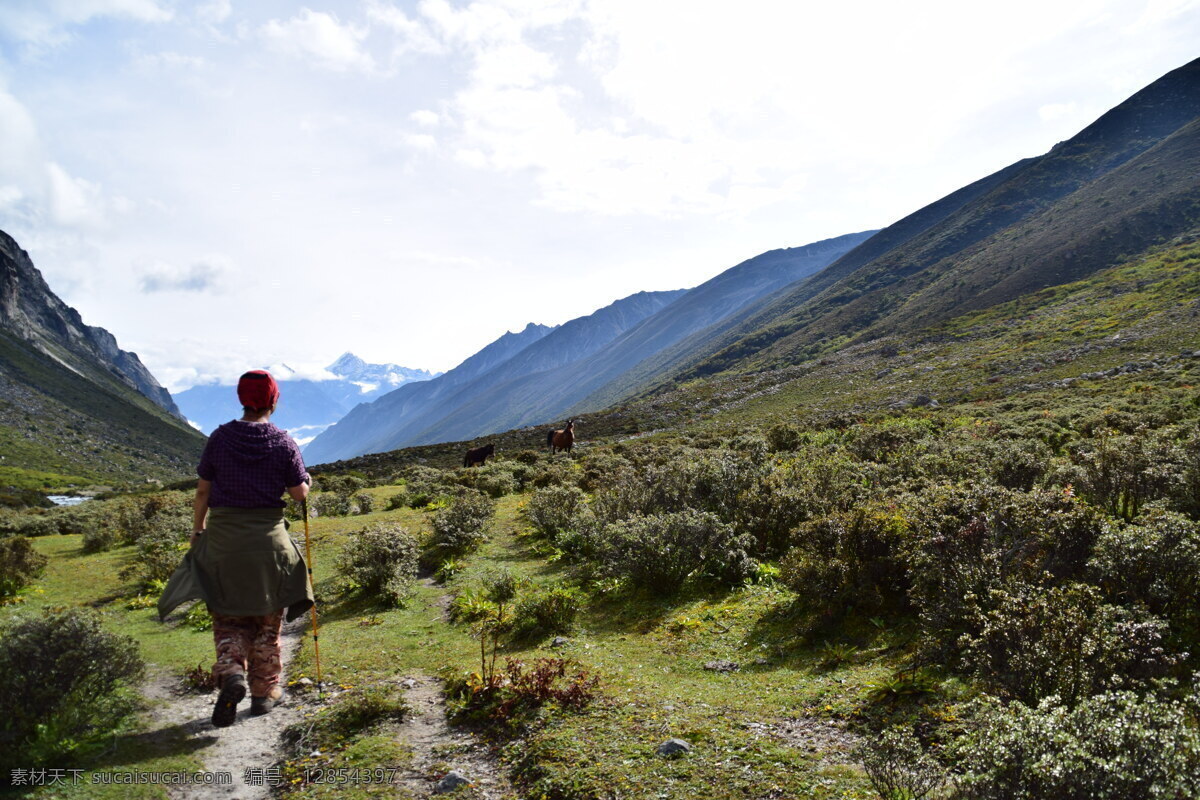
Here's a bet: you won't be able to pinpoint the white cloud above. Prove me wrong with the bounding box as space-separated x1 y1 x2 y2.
404 133 437 150
134 50 208 71
260 9 375 73
196 0 232 26
46 163 108 229
0 0 171 46
366 0 444 55
137 256 230 293
410 109 440 126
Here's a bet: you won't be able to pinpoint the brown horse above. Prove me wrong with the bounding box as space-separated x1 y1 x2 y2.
547 419 575 454
464 443 495 467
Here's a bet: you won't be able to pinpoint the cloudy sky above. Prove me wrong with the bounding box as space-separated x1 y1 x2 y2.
1 0 1197 391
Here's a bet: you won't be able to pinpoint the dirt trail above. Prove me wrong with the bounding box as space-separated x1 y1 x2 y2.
394 674 516 799
141 617 313 800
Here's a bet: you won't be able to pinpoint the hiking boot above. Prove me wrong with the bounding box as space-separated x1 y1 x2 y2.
250 686 284 716
212 674 247 728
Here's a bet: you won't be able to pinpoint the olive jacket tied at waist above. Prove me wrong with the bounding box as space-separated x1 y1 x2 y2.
157 507 314 622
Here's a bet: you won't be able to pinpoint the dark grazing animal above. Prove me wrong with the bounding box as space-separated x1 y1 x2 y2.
547 419 576 454
464 443 495 467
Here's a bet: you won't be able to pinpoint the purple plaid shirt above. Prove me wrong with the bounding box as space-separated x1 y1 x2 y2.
197 421 309 508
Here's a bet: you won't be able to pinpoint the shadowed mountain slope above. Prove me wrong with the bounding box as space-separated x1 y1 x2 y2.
0 230 204 483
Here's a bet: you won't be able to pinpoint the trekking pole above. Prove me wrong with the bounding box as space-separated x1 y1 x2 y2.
301 497 323 700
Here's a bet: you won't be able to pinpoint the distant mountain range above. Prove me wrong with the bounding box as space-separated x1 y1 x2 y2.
304 232 872 463
174 354 439 444
302 295 680 462
0 229 204 484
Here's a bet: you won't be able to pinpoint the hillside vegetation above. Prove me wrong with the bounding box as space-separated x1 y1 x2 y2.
4 232 1200 798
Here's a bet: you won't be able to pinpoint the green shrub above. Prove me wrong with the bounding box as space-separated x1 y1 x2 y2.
454 463 520 498
0 536 48 598
524 485 589 541
765 421 806 453
960 583 1182 706
854 726 945 800
0 608 145 772
385 491 409 511
592 449 768 529
1089 509 1200 635
528 460 577 489
952 688 1200 799
80 510 121 553
596 510 755 594
352 491 375 515
0 513 57 538
845 419 934 463
429 489 495 555
312 492 351 517
1067 429 1180 520
577 452 632 492
512 584 582 640
314 474 368 495
903 485 1105 656
987 437 1052 490
335 523 420 607
1174 427 1200 515
118 517 187 590
780 507 909 616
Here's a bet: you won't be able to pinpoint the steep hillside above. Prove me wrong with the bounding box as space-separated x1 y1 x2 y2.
305 291 684 463
0 231 205 485
1 230 183 419
657 55 1200 383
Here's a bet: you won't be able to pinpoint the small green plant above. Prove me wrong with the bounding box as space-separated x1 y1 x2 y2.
866 669 939 705
512 584 582 640
435 557 466 583
183 601 213 631
279 683 409 758
818 641 859 670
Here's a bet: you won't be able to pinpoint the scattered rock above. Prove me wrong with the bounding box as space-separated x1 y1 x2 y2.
400 678 419 690
703 659 740 673
296 677 314 687
434 771 472 794
551 636 571 648
657 738 692 757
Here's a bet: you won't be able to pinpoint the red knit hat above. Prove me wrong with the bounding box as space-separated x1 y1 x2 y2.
237 370 280 410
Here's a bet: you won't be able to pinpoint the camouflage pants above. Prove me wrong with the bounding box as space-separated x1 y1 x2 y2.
210 608 283 698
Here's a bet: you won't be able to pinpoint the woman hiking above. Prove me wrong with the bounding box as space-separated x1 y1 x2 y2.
158 369 315 728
